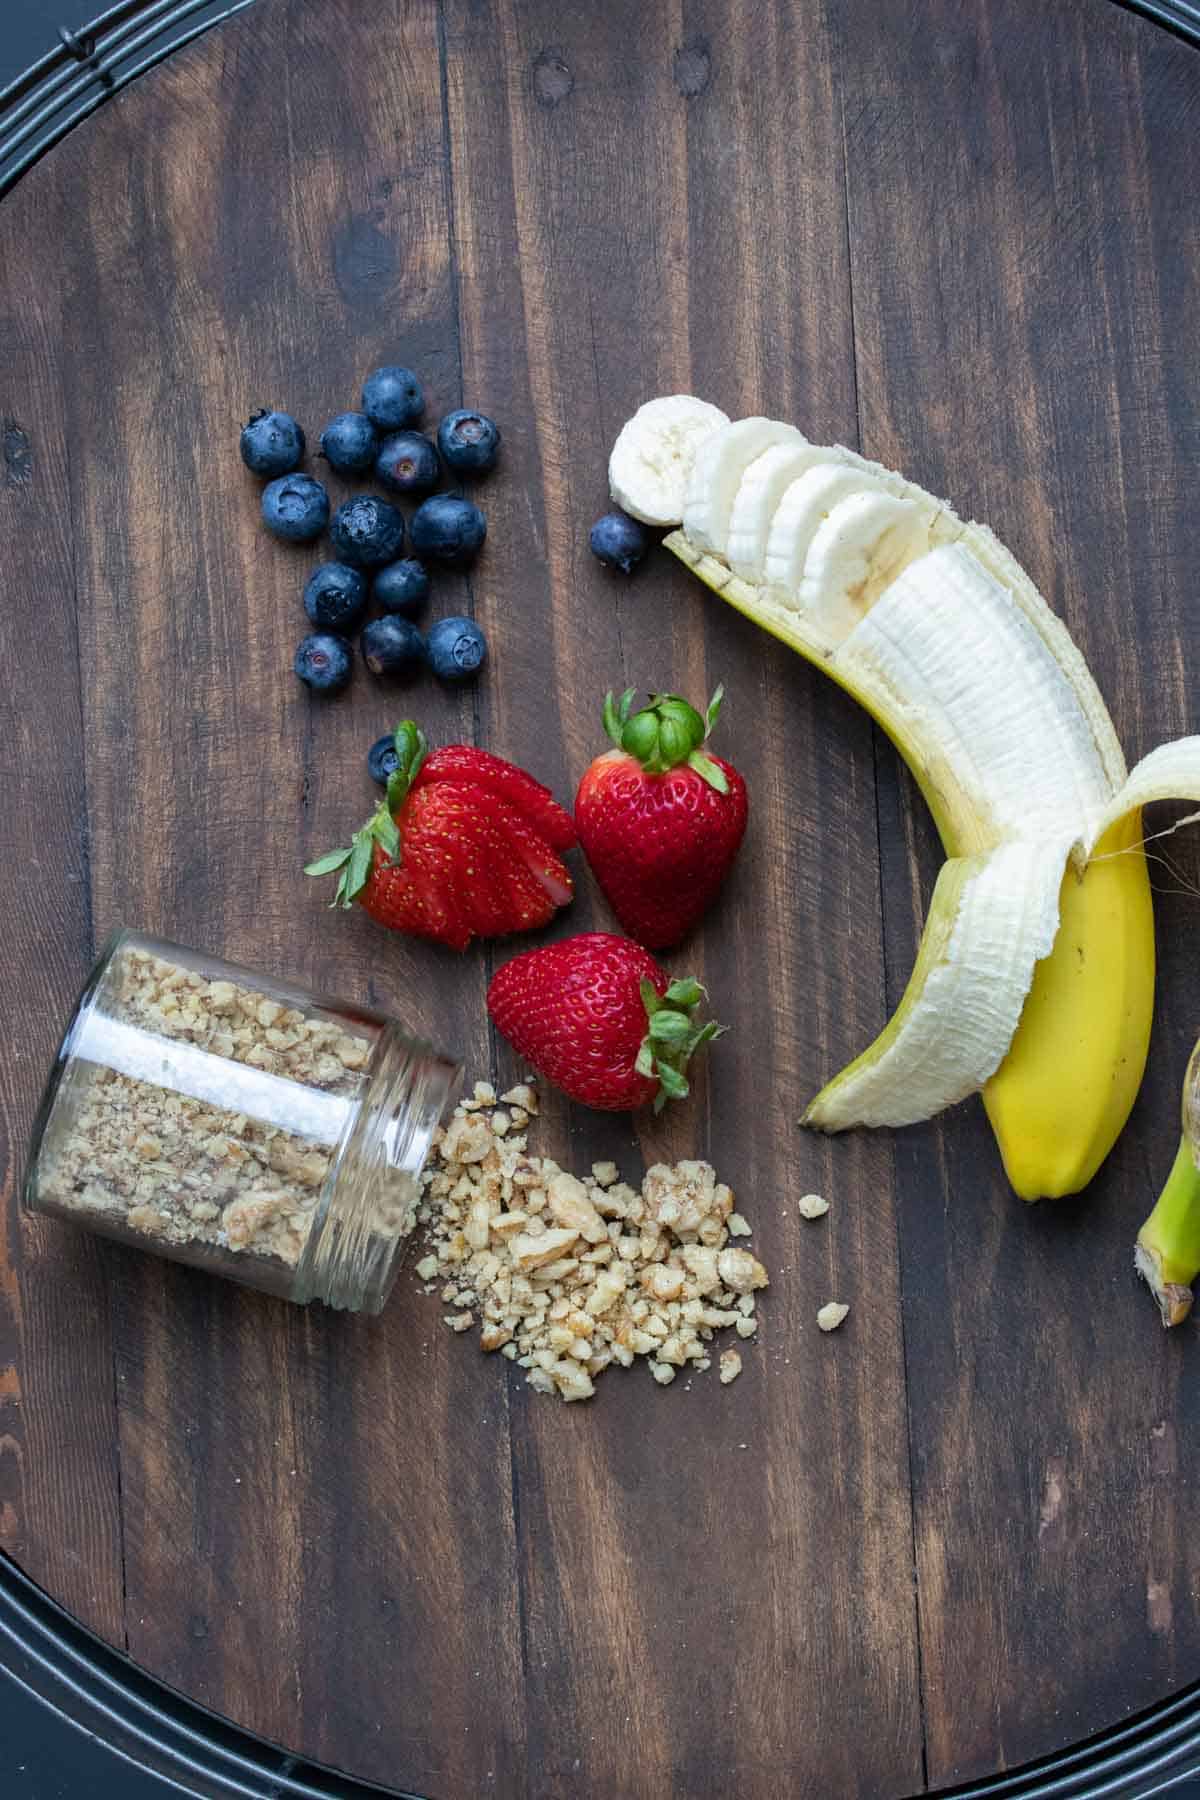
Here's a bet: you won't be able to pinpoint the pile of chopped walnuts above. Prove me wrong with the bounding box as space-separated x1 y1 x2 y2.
414 1082 769 1402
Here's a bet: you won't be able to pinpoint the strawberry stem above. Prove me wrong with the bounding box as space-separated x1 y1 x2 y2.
304 721 428 909
385 720 428 813
600 686 729 788
603 688 636 748
686 751 728 794
638 975 726 1114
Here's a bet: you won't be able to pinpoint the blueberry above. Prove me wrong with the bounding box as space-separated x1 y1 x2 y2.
437 409 500 475
319 410 377 474
374 431 440 498
303 563 368 632
427 615 488 684
368 733 402 785
240 409 305 477
589 510 648 575
262 473 330 543
373 558 431 617
410 494 487 567
329 495 406 568
361 616 426 679
362 366 424 431
294 632 352 694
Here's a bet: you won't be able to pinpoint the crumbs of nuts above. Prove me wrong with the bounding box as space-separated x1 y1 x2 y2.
798 1192 830 1220
817 1301 849 1332
416 1088 767 1402
36 948 374 1273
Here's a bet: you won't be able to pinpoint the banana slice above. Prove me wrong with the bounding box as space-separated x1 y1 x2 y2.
798 490 937 640
726 442 844 580
805 839 1069 1130
684 418 805 558
608 395 730 526
835 544 1115 845
761 463 890 596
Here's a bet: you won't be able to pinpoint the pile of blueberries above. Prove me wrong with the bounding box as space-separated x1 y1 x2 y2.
241 365 497 694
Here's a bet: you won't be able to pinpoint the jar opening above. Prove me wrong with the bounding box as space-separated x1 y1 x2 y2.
293 1028 461 1313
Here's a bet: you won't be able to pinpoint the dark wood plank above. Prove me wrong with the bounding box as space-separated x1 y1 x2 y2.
0 163 125 1641
53 0 524 1790
832 0 1200 1780
442 2 923 1794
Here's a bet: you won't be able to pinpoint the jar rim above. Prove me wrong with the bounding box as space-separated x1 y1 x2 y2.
293 1027 461 1313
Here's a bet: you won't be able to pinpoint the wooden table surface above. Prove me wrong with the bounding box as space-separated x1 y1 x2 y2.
3 1 1200 1794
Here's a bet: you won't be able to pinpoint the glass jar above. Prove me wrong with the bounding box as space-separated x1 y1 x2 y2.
23 930 461 1312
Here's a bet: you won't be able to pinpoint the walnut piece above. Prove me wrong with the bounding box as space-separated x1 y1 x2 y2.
546 1173 607 1243
510 1226 580 1271
716 1248 769 1294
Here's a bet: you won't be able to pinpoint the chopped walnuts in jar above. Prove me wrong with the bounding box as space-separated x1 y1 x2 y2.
36 949 375 1274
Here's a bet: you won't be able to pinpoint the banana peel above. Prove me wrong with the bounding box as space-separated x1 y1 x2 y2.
982 811 1154 1199
1137 1035 1200 1324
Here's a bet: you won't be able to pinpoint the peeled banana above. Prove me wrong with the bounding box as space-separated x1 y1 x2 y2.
608 398 1200 1201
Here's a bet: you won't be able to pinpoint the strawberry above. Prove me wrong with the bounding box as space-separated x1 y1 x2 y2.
574 686 748 949
306 722 576 951
413 744 577 850
487 932 724 1112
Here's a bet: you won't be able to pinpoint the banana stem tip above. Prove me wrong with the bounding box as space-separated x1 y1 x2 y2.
1134 1240 1195 1328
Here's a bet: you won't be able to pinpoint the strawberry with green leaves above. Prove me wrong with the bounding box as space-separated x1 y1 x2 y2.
487 932 724 1112
575 686 748 949
306 722 576 951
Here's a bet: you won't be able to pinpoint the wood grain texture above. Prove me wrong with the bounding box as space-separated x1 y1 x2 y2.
0 160 125 1641
441 2 921 1793
831 0 1200 1782
0 0 1199 1793
47 3 524 1791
